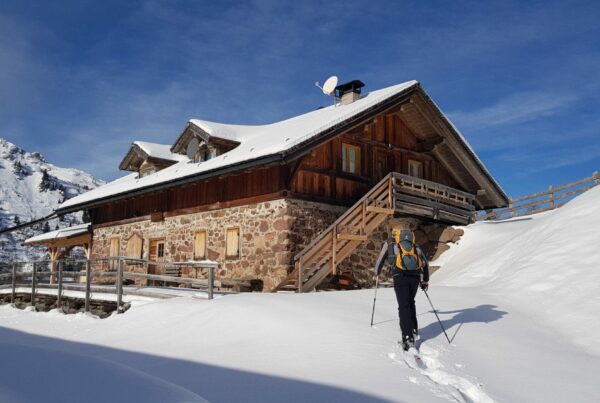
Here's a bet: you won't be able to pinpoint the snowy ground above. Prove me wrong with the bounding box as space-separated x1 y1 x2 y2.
1 187 599 402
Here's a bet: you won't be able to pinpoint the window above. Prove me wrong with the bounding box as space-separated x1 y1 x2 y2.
109 237 120 257
194 231 207 259
194 146 217 163
342 143 361 174
126 234 143 259
226 228 240 258
408 159 423 178
157 241 165 258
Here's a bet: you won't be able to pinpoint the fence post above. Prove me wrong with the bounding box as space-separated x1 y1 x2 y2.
11 263 16 304
116 258 123 313
208 266 214 300
57 260 63 310
549 185 555 209
31 262 37 308
85 259 91 312
593 171 600 185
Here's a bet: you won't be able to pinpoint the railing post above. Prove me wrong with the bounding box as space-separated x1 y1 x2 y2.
549 185 555 209
297 261 303 293
208 266 214 300
31 262 37 308
85 259 91 312
332 226 337 275
11 263 16 304
57 260 63 310
116 258 123 313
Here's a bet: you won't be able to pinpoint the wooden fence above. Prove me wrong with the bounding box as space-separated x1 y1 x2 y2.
0 257 218 314
477 171 600 221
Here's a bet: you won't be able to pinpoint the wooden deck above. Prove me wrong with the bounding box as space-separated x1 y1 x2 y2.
274 172 475 293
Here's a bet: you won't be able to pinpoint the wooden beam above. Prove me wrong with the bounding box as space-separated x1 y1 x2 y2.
336 233 367 241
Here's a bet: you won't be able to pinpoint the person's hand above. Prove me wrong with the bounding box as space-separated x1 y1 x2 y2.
420 282 428 291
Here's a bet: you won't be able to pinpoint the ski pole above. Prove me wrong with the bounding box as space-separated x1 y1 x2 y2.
422 288 451 344
370 274 379 327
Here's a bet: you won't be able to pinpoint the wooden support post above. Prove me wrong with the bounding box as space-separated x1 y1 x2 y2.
11 263 16 304
297 261 303 293
31 262 37 308
116 258 123 313
361 200 366 235
549 185 555 209
57 260 63 310
208 266 214 300
593 171 600 185
85 259 91 312
332 226 337 275
387 176 393 209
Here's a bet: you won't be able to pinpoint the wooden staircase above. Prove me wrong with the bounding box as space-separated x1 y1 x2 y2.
274 174 395 293
273 172 477 293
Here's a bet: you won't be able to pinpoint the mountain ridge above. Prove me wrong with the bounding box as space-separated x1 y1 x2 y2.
0 138 104 262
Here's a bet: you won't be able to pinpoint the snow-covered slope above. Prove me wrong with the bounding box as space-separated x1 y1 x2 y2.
0 184 598 403
0 138 104 261
433 184 600 355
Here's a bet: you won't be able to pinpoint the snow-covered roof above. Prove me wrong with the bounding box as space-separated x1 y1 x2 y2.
59 81 419 210
24 223 91 245
58 80 505 211
134 141 188 162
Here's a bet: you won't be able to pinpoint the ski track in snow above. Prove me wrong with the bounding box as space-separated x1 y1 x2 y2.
388 342 495 403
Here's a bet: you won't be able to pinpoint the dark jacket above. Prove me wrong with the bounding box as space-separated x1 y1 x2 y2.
375 239 429 282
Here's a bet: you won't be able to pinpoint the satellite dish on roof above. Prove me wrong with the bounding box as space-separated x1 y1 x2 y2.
186 138 200 160
322 76 338 96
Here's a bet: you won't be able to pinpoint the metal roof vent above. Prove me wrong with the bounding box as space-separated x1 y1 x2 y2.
335 80 365 105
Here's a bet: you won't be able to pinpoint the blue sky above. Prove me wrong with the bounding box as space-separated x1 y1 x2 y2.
1 0 599 198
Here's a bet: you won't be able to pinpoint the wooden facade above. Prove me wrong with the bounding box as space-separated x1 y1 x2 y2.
91 106 462 225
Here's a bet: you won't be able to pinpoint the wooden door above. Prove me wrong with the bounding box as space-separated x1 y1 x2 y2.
374 150 388 182
149 238 166 275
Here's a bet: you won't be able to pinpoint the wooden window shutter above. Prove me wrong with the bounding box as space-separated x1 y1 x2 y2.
194 231 207 259
226 228 240 257
126 234 143 259
109 237 120 257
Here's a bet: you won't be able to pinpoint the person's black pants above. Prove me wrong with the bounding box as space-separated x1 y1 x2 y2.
393 273 420 339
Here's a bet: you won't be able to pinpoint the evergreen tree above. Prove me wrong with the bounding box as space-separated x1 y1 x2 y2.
43 221 51 232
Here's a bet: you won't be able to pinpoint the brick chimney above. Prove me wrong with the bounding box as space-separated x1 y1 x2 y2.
335 80 365 105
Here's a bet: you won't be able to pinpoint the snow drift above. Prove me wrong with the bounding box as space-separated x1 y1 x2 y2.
434 184 600 355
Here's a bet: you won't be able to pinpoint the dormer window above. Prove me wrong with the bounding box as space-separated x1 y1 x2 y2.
194 146 217 163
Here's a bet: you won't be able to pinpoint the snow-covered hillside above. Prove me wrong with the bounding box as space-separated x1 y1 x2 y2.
0 184 598 403
0 138 104 262
433 184 600 356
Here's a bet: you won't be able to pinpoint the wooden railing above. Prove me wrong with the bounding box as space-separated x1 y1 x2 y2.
274 172 476 292
0 257 218 314
477 171 600 221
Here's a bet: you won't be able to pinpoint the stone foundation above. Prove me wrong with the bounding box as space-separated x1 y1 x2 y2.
91 198 464 292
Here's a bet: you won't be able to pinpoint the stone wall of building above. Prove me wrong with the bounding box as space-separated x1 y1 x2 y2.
91 197 463 292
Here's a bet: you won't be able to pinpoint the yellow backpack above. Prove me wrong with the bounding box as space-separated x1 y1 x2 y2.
393 229 422 271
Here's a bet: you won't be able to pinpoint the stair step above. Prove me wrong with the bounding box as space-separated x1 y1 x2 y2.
336 233 367 241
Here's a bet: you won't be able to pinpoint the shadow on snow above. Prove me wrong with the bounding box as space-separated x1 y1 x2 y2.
0 326 397 403
419 304 508 343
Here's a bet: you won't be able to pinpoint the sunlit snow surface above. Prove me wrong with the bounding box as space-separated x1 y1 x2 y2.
1 187 599 402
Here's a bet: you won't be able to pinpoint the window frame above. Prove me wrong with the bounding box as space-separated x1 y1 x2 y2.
408 159 424 179
194 230 207 260
225 227 241 259
341 142 362 175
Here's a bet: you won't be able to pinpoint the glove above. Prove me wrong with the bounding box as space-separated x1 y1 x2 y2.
420 282 428 291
